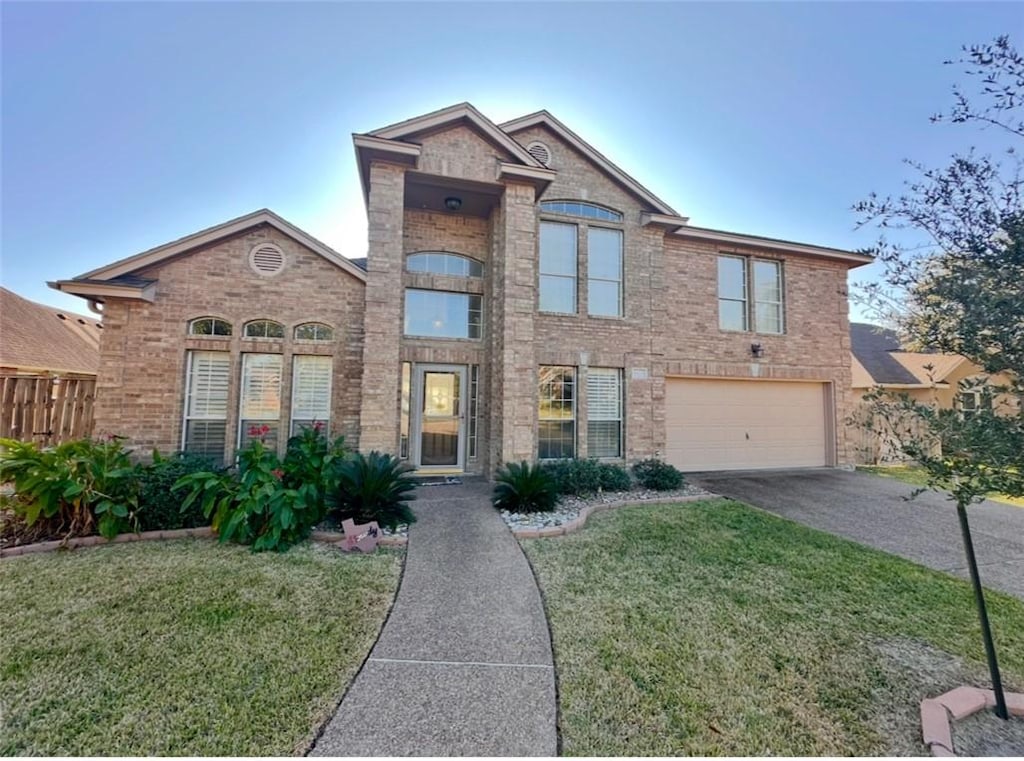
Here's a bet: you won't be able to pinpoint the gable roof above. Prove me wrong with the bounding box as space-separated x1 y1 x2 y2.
500 109 681 217
850 323 921 386
0 287 101 375
369 102 546 169
51 209 366 303
850 322 968 387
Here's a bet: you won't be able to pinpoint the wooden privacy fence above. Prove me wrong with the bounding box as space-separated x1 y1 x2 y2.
0 375 96 446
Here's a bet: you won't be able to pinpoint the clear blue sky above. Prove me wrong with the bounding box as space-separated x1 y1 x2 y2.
1 2 1019 320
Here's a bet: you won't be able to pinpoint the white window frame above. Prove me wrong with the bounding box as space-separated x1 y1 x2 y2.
752 259 784 335
181 350 231 461
539 221 578 314
717 255 785 334
403 289 482 340
587 367 623 459
587 227 623 318
237 353 283 449
290 355 333 437
538 365 576 460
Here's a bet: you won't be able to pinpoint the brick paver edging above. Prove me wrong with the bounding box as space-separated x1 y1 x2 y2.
921 685 1024 756
511 493 715 539
0 527 406 559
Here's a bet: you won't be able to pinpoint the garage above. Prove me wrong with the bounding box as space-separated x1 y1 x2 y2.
664 378 830 471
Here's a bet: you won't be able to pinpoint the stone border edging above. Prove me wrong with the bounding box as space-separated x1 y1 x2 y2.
1 526 406 559
510 493 714 539
921 686 1024 756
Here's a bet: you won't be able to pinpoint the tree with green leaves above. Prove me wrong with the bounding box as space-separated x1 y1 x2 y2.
854 35 1023 721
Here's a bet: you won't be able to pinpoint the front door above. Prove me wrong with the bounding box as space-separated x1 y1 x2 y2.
413 365 466 471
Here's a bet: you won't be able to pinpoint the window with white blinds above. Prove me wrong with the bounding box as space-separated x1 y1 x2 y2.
182 351 230 463
587 367 623 458
239 353 282 450
291 355 332 436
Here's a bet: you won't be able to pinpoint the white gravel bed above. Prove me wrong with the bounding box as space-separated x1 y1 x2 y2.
500 483 713 531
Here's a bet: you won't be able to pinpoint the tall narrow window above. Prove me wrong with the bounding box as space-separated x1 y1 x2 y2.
753 260 783 334
290 355 332 436
468 364 479 459
400 362 411 459
538 366 576 459
239 353 282 450
588 228 623 317
587 368 623 458
717 256 748 331
182 351 230 463
539 222 577 313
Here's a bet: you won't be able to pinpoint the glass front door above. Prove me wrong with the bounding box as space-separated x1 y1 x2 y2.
414 365 466 469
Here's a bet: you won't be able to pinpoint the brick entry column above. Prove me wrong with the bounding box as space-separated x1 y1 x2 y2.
359 162 406 453
489 180 538 467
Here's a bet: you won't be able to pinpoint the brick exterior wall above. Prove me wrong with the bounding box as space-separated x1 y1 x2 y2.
93 224 365 459
87 115 859 473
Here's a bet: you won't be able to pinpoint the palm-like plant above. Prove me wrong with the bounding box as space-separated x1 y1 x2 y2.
329 451 416 530
493 461 558 513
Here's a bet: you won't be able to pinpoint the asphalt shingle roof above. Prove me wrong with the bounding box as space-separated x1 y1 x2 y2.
849 322 920 385
0 287 102 375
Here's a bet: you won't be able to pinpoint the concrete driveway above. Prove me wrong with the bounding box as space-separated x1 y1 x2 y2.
690 468 1024 601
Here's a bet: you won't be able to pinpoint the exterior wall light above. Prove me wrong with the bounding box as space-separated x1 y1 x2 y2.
751 343 764 358
444 196 462 211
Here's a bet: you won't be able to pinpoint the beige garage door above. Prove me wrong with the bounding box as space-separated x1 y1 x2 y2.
665 378 828 471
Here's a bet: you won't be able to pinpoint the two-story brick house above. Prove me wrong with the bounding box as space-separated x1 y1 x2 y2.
51 103 872 473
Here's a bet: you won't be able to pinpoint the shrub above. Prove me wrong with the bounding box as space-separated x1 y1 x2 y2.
493 461 559 513
598 462 632 492
173 434 320 552
541 458 603 496
137 451 222 531
0 436 139 539
328 451 416 531
632 458 686 491
281 423 349 520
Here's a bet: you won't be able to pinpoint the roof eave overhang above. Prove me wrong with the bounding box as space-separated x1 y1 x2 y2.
49 280 157 303
73 209 367 284
641 212 691 232
498 162 556 196
855 382 953 390
671 226 874 267
353 134 422 204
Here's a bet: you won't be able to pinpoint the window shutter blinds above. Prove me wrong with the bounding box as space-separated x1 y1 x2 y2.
183 351 230 462
587 368 623 459
291 355 332 435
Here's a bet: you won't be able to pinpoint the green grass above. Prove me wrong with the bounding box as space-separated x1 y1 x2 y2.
523 499 1024 756
0 540 402 756
858 465 1024 507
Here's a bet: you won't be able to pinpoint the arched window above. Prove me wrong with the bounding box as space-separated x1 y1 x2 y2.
540 200 623 222
294 322 334 341
243 319 284 339
406 252 483 277
188 317 232 336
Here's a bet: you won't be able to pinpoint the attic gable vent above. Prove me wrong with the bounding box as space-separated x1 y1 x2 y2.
526 141 551 167
248 243 285 276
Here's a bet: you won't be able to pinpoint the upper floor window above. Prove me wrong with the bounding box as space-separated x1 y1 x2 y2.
243 319 285 339
717 256 784 334
541 200 623 223
588 228 623 317
539 221 577 314
406 252 483 278
404 289 482 339
958 388 992 418
294 322 334 341
188 317 232 336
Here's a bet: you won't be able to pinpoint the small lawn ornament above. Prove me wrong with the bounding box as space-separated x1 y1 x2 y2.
339 518 380 553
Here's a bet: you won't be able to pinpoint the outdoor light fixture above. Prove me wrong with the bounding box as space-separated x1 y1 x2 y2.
444 196 462 211
750 343 764 358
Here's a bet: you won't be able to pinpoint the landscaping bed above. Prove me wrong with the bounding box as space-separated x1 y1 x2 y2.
0 540 402 755
522 499 1024 756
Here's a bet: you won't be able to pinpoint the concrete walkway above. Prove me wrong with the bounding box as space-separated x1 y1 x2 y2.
691 468 1024 601
310 479 557 757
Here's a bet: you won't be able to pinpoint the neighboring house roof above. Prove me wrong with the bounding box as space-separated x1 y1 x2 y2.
850 322 967 388
50 209 366 303
348 257 368 271
0 287 101 375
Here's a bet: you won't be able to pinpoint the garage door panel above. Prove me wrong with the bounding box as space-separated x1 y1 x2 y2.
665 379 827 471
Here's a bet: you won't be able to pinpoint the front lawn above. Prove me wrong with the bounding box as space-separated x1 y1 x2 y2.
523 499 1024 756
0 540 401 756
857 464 1024 507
